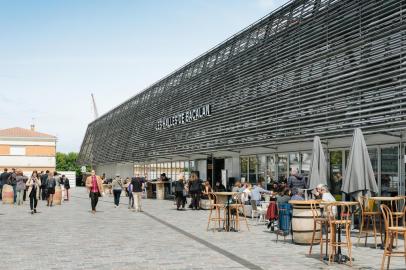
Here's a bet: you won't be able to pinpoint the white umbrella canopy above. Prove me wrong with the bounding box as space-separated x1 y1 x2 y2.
341 128 379 200
308 136 328 190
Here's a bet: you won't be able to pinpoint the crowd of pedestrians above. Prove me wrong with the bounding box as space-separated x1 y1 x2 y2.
0 168 71 214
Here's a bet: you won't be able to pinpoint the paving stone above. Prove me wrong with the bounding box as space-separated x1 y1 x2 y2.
0 188 404 270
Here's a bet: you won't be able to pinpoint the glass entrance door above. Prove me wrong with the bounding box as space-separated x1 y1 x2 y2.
381 146 399 197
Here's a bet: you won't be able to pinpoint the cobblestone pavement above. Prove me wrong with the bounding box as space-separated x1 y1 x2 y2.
0 188 404 270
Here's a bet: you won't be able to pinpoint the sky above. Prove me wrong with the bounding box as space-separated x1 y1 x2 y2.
0 0 290 153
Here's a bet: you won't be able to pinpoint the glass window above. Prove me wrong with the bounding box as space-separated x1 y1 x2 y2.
381 147 399 197
330 151 343 195
300 153 312 177
249 156 258 183
258 155 267 182
368 148 378 183
289 153 300 173
267 155 276 183
240 157 248 182
277 154 288 182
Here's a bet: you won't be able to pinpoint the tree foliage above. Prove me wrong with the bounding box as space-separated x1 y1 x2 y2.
56 152 81 176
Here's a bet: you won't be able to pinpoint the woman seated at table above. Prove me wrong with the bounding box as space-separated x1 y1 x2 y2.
317 184 337 216
231 181 242 192
275 188 291 204
201 180 212 199
290 188 304 201
214 180 226 192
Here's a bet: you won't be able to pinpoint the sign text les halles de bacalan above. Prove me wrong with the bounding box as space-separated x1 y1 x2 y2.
156 104 211 130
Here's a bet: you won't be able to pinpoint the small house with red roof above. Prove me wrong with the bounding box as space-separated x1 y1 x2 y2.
0 126 57 173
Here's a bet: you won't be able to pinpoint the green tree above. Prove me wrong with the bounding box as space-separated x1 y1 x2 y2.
56 152 81 177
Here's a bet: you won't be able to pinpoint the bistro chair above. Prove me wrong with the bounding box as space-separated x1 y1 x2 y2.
326 202 353 266
309 201 329 261
380 204 406 270
206 193 227 231
257 202 270 224
358 196 382 249
391 197 405 247
229 192 250 231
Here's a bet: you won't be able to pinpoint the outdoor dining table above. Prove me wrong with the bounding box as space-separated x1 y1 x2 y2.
370 196 403 249
320 201 359 264
213 192 236 232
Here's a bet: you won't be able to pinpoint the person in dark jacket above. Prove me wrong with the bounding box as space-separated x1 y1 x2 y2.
8 168 17 204
213 180 226 192
174 175 186 210
47 172 57 207
0 168 10 200
62 175 71 201
287 169 307 191
131 175 144 212
188 173 202 210
40 170 49 200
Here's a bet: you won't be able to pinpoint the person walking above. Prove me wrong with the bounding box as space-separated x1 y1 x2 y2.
26 171 41 214
8 168 17 204
63 175 70 201
40 170 49 200
174 175 185 210
131 176 144 212
127 180 134 209
0 168 10 201
85 170 104 214
188 173 202 210
15 169 28 206
111 174 123 208
46 172 57 207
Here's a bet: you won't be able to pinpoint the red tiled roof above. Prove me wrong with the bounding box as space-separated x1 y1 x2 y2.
0 127 56 139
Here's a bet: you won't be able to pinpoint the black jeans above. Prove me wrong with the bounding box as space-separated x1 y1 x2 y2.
29 194 38 210
113 189 121 206
41 187 47 200
90 192 99 211
190 191 201 209
175 191 185 209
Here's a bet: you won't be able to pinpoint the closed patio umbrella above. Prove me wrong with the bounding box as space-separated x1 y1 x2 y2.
341 128 378 200
308 136 328 190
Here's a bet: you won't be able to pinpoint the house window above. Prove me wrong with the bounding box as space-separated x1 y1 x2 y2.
10 146 26 156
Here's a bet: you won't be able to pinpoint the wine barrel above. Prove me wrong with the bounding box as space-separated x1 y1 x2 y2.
290 201 321 245
53 186 62 205
2 184 14 204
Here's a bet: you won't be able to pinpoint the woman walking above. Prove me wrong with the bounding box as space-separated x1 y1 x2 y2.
26 171 41 214
47 172 57 207
15 169 28 206
111 174 123 207
63 175 70 201
85 170 104 214
127 180 134 209
189 173 202 210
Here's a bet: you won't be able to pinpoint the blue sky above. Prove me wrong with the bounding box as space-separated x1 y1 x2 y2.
0 0 290 152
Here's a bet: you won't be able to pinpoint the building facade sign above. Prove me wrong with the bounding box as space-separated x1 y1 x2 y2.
156 104 211 130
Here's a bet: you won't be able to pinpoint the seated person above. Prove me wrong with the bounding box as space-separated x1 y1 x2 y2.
213 181 226 192
232 181 242 192
290 188 304 201
276 188 291 204
318 184 336 216
201 181 212 199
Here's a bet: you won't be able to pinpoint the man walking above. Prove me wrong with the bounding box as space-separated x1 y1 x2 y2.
40 170 49 200
131 175 144 212
8 168 17 204
0 168 10 200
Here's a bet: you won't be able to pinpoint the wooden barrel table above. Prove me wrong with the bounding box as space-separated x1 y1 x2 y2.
289 200 321 245
2 184 14 204
54 186 62 205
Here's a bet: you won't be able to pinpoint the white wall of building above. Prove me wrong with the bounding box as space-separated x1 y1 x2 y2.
95 162 134 179
0 156 55 167
196 159 207 180
0 139 56 146
225 157 240 180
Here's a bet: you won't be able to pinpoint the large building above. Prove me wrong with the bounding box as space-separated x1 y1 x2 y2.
0 126 57 174
79 0 406 197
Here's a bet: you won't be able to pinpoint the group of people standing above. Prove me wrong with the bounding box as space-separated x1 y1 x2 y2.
86 170 145 214
0 168 71 214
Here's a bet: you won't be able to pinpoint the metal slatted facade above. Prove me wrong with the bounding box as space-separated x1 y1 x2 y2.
78 0 406 166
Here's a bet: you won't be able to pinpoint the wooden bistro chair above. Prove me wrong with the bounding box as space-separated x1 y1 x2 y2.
206 193 227 231
391 197 405 247
229 192 250 231
358 196 382 249
309 201 330 261
327 202 353 266
380 204 406 270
